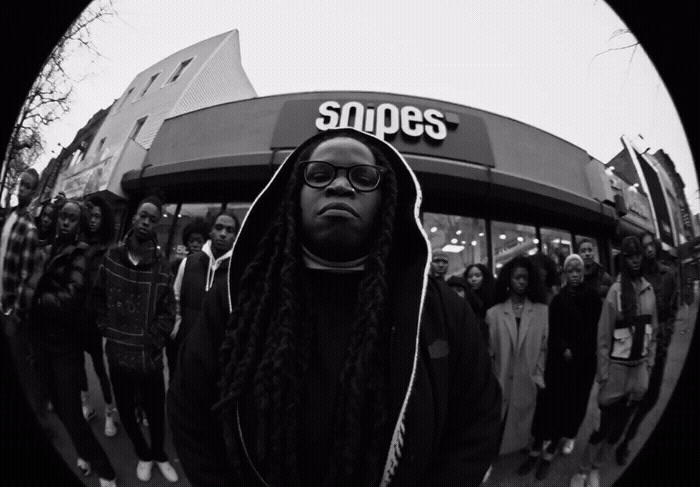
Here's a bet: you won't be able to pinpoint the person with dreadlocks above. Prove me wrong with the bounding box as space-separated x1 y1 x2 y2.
569 235 658 487
167 128 502 487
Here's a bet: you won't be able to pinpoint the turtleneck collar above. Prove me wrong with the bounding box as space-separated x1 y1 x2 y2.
302 245 366 273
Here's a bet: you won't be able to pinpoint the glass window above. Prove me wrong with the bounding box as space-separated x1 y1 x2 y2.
139 73 160 97
129 117 147 140
422 212 487 279
491 221 537 276
167 58 193 84
223 202 252 231
540 227 573 268
154 203 178 254
169 203 224 260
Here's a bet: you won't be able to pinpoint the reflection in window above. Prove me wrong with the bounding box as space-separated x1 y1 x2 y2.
540 227 572 268
170 203 224 260
491 221 537 276
422 213 487 279
155 204 178 253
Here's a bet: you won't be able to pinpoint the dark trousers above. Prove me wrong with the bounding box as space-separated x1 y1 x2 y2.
79 327 113 404
620 350 668 448
590 398 637 445
109 364 168 462
165 335 180 385
34 346 116 480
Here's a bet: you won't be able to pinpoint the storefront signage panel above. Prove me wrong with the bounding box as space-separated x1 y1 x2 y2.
271 98 495 167
622 185 655 233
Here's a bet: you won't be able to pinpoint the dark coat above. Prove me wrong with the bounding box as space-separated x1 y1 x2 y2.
532 283 602 440
29 239 89 353
167 128 502 487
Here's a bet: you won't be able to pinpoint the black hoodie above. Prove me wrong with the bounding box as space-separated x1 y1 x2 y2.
167 128 501 486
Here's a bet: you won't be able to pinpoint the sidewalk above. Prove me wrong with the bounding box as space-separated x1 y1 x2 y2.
483 294 699 487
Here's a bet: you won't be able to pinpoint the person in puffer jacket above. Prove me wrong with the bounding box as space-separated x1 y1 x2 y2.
29 198 117 487
167 128 502 487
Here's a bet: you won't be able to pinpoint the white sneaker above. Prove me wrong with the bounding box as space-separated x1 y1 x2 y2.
82 404 96 421
136 460 153 482
570 472 587 487
157 461 179 482
99 477 118 487
77 458 91 477
587 469 600 487
562 438 576 455
481 465 493 484
104 407 118 437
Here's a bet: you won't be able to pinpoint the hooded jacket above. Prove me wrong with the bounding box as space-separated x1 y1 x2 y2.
167 128 501 486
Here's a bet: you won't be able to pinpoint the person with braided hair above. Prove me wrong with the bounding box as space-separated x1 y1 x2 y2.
167 127 502 487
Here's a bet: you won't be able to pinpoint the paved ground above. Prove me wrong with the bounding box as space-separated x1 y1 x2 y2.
483 294 698 487
34 293 698 486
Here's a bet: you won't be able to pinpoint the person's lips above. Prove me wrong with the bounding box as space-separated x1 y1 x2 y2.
319 202 359 217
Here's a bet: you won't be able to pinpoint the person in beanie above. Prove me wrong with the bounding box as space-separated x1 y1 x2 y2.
28 198 117 487
429 249 449 280
92 195 179 483
569 235 658 487
167 209 239 381
518 254 602 480
168 128 501 486
615 232 678 465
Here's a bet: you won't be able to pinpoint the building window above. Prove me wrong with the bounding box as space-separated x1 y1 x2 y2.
491 221 537 277
422 212 488 279
166 58 193 84
139 73 160 97
129 117 147 141
540 227 573 268
96 137 106 153
115 87 134 112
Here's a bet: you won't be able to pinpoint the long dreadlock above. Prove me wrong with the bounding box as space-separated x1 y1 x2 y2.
214 133 399 486
619 235 643 325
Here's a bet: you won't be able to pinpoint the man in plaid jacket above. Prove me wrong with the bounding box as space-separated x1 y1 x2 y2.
1 168 41 336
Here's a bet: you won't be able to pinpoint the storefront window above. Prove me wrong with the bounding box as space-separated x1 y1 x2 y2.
422 212 487 279
169 203 224 260
491 221 537 277
540 227 573 268
155 204 178 254
223 202 252 231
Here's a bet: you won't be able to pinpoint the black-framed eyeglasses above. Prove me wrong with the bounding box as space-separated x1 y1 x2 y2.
299 160 387 192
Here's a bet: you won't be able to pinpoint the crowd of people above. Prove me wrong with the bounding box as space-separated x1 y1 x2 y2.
0 127 682 487
430 228 679 486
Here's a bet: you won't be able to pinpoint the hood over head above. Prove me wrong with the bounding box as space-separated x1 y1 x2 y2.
227 127 430 312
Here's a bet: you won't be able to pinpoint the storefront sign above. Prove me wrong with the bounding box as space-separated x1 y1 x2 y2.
271 97 495 167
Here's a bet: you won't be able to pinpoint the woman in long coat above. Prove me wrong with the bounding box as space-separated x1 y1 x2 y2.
486 255 549 455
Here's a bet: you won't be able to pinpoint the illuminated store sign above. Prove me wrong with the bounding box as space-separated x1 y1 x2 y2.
271 96 495 167
315 100 453 141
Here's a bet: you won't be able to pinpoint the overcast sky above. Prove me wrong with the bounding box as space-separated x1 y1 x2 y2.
35 0 699 213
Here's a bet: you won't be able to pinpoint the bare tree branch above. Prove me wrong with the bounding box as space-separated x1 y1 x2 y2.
1 0 117 205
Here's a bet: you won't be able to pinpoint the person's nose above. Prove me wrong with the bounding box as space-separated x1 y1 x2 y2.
325 170 355 195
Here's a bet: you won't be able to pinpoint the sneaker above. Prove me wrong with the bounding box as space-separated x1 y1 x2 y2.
77 458 91 477
587 469 600 487
481 465 493 484
156 461 179 482
616 445 630 466
562 438 576 455
83 404 96 421
105 407 118 437
99 478 118 487
570 472 587 487
136 460 153 482
517 454 540 475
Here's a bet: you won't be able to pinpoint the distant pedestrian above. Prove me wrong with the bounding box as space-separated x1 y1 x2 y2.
28 198 117 487
170 217 209 275
92 195 179 483
570 236 658 487
430 248 449 280
578 238 612 300
447 274 489 346
37 200 58 251
78 195 118 437
518 254 602 480
464 263 495 321
615 232 678 465
529 252 560 305
486 255 548 455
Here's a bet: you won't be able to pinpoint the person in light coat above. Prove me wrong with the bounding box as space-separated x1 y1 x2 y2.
486 254 548 456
